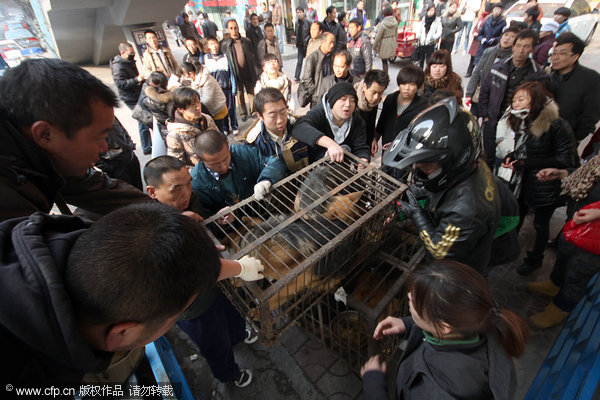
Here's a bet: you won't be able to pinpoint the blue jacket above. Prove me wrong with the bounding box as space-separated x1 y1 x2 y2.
190 144 287 215
204 52 237 94
474 15 506 64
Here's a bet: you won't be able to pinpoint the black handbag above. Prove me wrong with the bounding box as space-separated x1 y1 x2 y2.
132 104 153 126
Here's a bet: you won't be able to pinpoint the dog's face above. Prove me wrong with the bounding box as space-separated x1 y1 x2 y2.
294 190 364 224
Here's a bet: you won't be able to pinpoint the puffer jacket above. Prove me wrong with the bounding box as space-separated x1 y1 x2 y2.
362 317 517 400
166 114 219 168
373 16 398 59
347 32 373 76
416 16 442 46
109 54 142 107
190 144 287 215
496 100 579 208
192 68 228 118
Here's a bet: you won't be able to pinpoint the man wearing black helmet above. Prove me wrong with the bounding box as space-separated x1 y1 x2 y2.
383 97 501 274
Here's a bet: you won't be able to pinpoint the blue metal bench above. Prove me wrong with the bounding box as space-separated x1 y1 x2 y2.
145 336 194 400
525 272 600 399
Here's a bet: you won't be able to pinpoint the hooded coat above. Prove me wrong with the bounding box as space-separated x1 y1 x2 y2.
495 100 579 208
373 16 398 60
0 213 112 383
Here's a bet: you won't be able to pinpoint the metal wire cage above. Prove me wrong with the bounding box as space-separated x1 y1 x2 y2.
297 230 426 372
202 152 407 344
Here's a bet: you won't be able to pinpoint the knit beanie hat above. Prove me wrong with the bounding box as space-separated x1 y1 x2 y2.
541 20 560 34
326 81 358 108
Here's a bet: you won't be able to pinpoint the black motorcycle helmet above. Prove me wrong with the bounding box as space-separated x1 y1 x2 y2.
382 97 480 192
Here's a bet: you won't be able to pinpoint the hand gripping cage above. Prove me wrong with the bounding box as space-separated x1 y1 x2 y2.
202 152 407 344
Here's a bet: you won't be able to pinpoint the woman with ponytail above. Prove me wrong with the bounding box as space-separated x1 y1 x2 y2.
361 260 529 400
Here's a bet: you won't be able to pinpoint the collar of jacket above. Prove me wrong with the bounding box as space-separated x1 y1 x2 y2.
528 99 560 138
0 119 66 195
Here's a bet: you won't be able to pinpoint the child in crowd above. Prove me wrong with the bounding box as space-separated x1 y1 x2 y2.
143 155 264 388
204 36 238 135
361 260 529 399
254 54 292 108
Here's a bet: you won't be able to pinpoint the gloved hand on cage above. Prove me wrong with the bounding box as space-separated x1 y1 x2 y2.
235 255 265 281
254 180 272 201
398 188 435 234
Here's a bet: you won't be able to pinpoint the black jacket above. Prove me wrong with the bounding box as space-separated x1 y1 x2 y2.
295 18 311 50
109 54 142 107
377 93 428 145
0 119 150 222
412 163 501 273
362 317 516 400
0 213 112 383
221 36 259 93
292 101 370 161
323 18 347 52
508 101 579 208
550 63 600 141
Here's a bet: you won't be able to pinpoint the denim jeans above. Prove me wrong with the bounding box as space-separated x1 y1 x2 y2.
295 47 306 80
454 20 473 51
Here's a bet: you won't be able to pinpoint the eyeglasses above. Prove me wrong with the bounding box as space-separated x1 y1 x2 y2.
552 50 574 57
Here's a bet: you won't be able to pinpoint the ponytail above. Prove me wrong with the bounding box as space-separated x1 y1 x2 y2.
487 308 530 358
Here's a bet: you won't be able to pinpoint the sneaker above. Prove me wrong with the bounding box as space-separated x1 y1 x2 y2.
222 130 229 136
244 326 258 344
233 369 253 388
516 255 542 276
464 73 472 78
232 129 240 136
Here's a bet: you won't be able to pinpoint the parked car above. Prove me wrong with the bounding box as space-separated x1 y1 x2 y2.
505 0 599 44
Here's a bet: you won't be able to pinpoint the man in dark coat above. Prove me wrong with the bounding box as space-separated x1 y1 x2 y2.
294 7 311 82
0 203 221 384
302 32 336 107
246 13 265 73
479 30 544 166
473 4 506 66
201 12 219 38
293 81 370 163
323 6 347 52
354 69 389 154
549 32 600 141
221 19 258 121
110 42 151 154
0 58 150 222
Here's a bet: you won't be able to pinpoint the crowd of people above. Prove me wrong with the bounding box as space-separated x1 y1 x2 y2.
1 0 600 397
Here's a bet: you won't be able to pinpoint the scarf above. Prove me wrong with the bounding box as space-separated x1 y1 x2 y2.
493 45 513 63
354 81 376 112
322 94 353 145
424 14 436 32
561 154 600 201
425 74 449 89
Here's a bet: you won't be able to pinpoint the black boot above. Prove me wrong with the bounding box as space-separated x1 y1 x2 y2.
516 252 543 276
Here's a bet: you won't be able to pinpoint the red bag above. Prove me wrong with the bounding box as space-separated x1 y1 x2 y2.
563 201 600 255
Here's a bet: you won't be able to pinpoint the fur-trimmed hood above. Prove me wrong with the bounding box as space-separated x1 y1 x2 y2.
528 99 560 138
144 86 172 104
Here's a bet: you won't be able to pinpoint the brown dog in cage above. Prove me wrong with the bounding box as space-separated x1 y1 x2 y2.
228 165 365 313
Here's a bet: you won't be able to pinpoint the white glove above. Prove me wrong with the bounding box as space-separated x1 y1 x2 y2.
235 256 265 281
253 181 272 201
